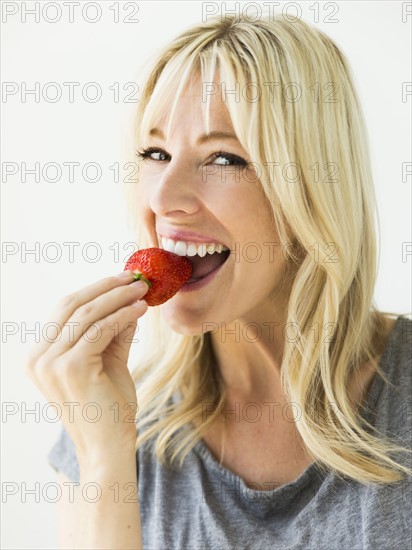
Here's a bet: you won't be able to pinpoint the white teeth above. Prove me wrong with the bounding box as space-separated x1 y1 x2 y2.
174 241 187 257
158 235 228 257
186 244 198 257
161 237 176 254
197 244 206 257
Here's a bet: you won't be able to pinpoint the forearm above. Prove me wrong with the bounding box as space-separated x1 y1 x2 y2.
74 451 142 550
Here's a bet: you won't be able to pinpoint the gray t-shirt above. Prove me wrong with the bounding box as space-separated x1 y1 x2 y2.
48 316 412 549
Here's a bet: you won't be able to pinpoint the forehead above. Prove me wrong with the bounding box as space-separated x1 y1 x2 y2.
139 62 238 143
154 82 234 135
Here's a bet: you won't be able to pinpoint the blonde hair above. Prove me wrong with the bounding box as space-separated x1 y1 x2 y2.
126 15 412 485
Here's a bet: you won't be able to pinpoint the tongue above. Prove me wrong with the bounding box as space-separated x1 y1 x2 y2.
188 252 228 280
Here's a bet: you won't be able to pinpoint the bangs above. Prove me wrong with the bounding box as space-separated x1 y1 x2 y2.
138 48 218 145
137 41 252 152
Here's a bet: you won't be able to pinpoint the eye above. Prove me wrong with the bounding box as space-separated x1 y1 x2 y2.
136 147 170 161
209 152 248 167
136 147 248 166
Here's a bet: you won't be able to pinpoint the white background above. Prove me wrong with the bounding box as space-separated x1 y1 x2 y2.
1 1 411 548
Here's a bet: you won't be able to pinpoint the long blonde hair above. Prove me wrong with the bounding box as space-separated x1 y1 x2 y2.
126 15 412 485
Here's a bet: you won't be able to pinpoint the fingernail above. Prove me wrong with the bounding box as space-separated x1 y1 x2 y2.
130 280 149 289
118 270 133 278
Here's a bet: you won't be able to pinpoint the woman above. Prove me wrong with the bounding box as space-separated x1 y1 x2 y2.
26 15 411 549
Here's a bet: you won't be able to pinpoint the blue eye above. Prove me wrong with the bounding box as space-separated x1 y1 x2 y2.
136 147 248 166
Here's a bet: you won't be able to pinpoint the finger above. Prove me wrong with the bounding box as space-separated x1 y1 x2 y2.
25 270 136 368
67 300 148 363
44 280 149 358
104 313 141 365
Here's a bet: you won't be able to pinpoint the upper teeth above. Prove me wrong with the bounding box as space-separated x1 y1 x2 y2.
158 236 229 257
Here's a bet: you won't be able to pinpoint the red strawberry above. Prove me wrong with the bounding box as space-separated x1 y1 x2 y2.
124 247 193 306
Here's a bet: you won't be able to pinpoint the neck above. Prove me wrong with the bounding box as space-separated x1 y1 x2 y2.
209 309 288 403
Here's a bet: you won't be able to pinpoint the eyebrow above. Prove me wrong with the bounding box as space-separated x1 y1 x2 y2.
149 128 239 145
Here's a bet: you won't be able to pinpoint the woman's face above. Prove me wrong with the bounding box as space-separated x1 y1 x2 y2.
136 77 292 334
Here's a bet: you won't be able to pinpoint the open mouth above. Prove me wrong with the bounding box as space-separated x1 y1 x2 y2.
157 234 231 285
186 248 230 283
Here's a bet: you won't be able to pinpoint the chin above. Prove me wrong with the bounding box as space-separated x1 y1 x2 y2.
167 321 205 336
160 307 204 336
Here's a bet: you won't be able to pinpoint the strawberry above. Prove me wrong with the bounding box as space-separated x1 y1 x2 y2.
124 247 193 306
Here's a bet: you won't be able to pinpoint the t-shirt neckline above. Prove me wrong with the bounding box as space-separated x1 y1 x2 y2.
193 315 403 499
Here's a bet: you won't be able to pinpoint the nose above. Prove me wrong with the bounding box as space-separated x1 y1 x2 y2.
149 158 200 218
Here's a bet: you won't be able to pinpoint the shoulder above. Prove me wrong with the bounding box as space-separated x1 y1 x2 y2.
373 316 411 449
381 316 411 385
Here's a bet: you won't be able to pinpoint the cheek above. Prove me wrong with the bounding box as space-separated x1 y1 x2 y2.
134 168 158 213
226 203 286 291
203 181 258 225
238 243 288 284
132 182 156 241
134 169 152 202
209 175 271 220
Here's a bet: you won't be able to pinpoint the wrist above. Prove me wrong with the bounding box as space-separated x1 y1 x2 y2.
78 446 137 477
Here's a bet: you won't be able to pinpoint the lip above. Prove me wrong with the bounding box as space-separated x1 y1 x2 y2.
179 251 230 292
156 228 228 246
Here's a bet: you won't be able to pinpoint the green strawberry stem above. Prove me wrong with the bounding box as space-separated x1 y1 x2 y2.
132 272 152 288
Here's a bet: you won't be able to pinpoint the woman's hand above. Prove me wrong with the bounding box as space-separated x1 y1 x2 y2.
25 270 149 464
